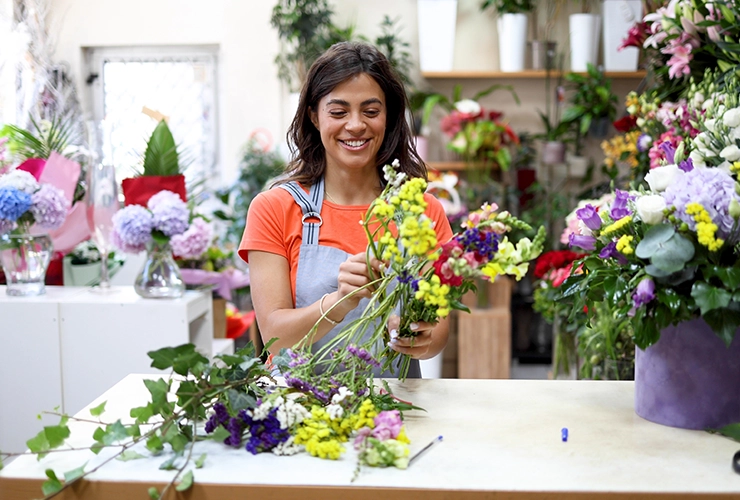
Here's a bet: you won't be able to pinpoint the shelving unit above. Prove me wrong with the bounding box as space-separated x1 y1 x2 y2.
421 70 647 80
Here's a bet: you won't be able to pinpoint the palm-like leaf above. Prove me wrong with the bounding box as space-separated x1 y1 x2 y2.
1 115 76 160
142 120 180 176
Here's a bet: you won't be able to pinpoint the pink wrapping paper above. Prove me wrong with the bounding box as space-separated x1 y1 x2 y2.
179 268 250 301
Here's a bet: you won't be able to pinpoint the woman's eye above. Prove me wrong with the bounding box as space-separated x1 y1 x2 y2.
364 109 380 117
329 110 346 117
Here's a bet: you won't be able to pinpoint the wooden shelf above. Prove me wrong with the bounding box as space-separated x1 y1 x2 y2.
427 161 467 171
422 70 647 79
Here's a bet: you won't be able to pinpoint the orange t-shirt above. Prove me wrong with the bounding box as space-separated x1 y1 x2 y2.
238 184 454 301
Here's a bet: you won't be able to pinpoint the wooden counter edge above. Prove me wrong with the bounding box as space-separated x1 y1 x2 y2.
0 477 735 500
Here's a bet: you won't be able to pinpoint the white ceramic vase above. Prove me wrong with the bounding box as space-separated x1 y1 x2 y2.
417 0 458 72
497 13 528 72
569 14 601 72
602 0 642 71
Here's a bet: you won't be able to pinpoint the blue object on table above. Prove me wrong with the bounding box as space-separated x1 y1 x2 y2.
561 428 568 442
409 435 443 466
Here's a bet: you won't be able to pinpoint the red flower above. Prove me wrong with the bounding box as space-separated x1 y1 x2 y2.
619 22 648 51
613 115 638 133
533 250 585 280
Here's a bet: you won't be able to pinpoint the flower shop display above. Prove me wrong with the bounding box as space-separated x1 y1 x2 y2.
62 240 125 287
562 138 740 428
111 190 212 299
0 168 69 295
480 0 534 72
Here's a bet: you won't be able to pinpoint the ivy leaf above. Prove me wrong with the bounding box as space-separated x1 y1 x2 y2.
117 450 147 462
657 288 682 314
262 337 278 354
148 487 161 499
130 404 155 424
691 282 732 315
102 420 129 445
63 463 87 483
42 469 64 496
195 453 207 469
89 401 107 417
710 423 740 442
146 435 164 454
702 308 740 347
158 454 180 471
176 470 194 492
635 224 675 258
707 266 740 290
227 389 257 412
210 426 230 443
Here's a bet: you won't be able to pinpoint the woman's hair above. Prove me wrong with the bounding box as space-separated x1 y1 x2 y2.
284 41 426 186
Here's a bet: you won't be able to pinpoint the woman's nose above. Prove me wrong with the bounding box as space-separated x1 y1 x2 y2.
345 113 366 133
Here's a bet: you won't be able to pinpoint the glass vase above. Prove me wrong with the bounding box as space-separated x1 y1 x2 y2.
134 241 185 299
0 229 54 296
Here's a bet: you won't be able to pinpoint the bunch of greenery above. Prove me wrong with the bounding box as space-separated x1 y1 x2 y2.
480 0 535 15
576 301 635 380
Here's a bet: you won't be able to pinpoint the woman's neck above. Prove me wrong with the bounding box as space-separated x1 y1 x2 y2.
323 168 382 206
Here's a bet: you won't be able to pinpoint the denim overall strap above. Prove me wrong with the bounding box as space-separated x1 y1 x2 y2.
278 177 324 245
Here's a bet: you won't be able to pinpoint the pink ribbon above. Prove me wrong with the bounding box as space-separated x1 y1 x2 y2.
179 268 250 301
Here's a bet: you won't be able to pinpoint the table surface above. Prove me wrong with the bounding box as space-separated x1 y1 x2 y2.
0 285 204 304
1 375 738 500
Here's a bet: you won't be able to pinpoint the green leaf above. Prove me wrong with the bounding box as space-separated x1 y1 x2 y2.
142 120 180 176
712 423 740 442
702 307 740 347
657 289 682 314
42 469 63 496
26 431 50 456
63 463 87 483
117 450 147 462
262 337 278 354
158 454 180 470
691 282 732 315
176 470 194 492
148 487 161 499
210 426 230 443
227 389 257 412
707 266 740 290
89 401 107 417
146 435 164 454
650 251 688 274
635 224 675 258
102 420 129 445
130 404 155 424
45 424 71 449
195 453 207 469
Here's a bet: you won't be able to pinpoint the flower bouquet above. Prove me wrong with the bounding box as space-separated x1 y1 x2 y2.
313 161 545 379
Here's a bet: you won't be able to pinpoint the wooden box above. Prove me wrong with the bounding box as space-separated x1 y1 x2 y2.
457 307 511 379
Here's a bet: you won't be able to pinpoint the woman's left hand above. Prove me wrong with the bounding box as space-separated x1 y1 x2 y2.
386 315 435 359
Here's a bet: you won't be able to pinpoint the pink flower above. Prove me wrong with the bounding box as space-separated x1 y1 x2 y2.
619 22 648 50
661 33 698 80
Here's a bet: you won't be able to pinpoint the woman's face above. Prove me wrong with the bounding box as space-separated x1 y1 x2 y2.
309 73 387 174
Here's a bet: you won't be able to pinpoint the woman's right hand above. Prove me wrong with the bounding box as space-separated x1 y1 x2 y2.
335 252 384 310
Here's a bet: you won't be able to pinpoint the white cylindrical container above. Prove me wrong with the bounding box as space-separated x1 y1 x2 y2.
602 0 642 71
497 13 528 72
417 0 458 72
569 14 601 72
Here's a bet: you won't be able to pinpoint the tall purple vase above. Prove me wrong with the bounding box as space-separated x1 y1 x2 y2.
635 317 740 430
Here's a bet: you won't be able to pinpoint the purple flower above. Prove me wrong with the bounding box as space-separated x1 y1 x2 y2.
372 410 403 440
609 190 632 220
148 190 189 237
0 187 32 221
112 205 154 252
170 218 212 258
224 415 245 447
629 278 655 316
30 184 69 229
0 218 16 234
460 228 499 261
659 142 676 164
241 407 290 454
598 241 628 265
637 134 652 152
663 167 740 239
575 204 602 231
284 375 329 404
677 157 694 172
347 344 381 368
569 233 596 251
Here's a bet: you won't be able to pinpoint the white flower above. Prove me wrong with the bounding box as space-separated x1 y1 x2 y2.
702 98 714 111
330 386 353 405
689 150 707 168
326 403 344 420
704 118 717 133
635 195 667 225
718 160 732 174
723 107 740 128
645 164 684 192
691 92 705 109
720 144 740 162
454 99 481 115
272 436 302 456
0 169 39 194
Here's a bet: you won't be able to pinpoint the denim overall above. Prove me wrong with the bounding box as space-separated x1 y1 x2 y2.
279 178 421 378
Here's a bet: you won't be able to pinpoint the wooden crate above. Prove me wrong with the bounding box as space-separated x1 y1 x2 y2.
462 276 513 310
213 297 226 339
457 307 511 379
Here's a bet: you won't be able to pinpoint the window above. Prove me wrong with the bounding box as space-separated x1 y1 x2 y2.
85 45 219 187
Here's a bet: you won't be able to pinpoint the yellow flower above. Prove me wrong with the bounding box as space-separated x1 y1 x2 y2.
686 203 723 251
601 215 633 236
616 235 634 255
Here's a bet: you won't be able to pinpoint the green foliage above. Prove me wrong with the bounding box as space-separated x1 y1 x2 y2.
217 139 285 243
576 301 634 380
141 120 181 177
420 84 520 128
0 115 77 161
480 0 534 14
89 401 107 417
374 16 413 88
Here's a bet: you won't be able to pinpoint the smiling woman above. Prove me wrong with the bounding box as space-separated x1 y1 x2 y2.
238 42 453 378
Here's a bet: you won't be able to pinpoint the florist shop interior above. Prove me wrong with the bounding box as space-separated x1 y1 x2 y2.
1 0 739 498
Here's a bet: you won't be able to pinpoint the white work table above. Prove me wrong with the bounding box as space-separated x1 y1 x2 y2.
1 375 738 499
0 286 214 457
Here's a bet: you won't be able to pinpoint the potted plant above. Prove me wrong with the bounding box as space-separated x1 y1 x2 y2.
561 63 618 142
480 0 535 72
569 0 600 71
534 53 572 165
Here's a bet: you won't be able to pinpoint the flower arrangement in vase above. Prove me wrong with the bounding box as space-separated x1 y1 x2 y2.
0 169 69 295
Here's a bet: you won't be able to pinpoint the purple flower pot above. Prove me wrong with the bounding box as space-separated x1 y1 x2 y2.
635 318 740 430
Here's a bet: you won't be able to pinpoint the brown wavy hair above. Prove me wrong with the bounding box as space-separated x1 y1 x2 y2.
283 41 426 187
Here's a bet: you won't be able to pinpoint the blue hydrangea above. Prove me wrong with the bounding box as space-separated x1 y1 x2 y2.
663 167 740 240
0 186 32 221
112 205 154 250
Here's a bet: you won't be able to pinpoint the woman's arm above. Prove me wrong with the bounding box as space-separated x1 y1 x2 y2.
249 250 382 352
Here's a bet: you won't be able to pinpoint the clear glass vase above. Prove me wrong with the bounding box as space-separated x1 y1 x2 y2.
0 229 54 296
134 241 185 299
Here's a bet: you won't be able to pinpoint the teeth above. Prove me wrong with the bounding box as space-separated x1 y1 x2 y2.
344 140 367 147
